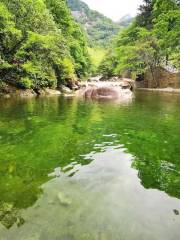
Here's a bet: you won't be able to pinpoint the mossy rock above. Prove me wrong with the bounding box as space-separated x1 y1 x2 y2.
0 202 25 229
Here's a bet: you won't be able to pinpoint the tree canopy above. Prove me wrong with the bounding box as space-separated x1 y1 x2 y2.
99 0 180 82
0 0 91 90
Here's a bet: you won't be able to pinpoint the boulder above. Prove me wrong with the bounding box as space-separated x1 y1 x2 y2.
109 76 121 82
0 83 15 94
57 192 71 206
44 88 61 95
0 83 36 98
88 76 102 82
61 85 72 94
66 79 80 90
18 89 37 98
77 81 133 102
85 86 119 99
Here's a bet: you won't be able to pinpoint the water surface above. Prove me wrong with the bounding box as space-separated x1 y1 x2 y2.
0 91 180 239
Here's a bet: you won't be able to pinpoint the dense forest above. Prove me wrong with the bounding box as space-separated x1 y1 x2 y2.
0 0 91 91
99 0 180 83
0 0 179 92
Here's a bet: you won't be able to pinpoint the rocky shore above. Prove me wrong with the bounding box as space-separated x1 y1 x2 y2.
77 76 134 102
0 76 134 100
0 83 78 98
137 88 180 94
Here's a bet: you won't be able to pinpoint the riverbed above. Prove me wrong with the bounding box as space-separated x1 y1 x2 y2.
0 90 180 239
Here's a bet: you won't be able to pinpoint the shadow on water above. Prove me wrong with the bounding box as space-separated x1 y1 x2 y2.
0 91 180 239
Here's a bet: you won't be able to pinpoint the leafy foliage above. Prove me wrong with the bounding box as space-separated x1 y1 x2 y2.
88 47 106 75
0 0 91 90
99 0 180 82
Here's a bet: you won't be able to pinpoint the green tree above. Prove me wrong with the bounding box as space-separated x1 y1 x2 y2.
100 0 180 81
45 0 91 77
136 0 155 29
153 0 180 69
0 0 91 90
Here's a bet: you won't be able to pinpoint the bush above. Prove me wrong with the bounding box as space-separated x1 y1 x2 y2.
19 77 33 89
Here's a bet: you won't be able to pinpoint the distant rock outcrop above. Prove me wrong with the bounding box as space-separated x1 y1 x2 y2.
117 15 134 27
136 67 180 89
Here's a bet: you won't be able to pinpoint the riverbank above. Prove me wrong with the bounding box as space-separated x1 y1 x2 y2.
0 83 78 98
0 78 134 99
137 88 180 94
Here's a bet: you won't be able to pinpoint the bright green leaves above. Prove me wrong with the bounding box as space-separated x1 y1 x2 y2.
45 0 74 35
17 31 71 88
1 0 57 34
153 0 178 17
59 58 75 80
113 27 158 77
99 0 180 78
0 3 22 57
45 0 91 78
19 77 33 89
115 45 145 76
153 1 180 69
0 0 91 89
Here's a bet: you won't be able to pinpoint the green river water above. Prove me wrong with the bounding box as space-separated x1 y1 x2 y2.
0 91 180 240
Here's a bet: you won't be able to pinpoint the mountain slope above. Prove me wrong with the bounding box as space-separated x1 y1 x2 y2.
67 0 121 46
118 15 134 27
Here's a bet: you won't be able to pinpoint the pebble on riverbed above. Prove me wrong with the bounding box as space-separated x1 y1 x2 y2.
173 209 179 215
57 192 72 206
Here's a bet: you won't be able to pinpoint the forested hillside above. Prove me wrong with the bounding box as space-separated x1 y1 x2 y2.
1 0 179 92
67 0 121 46
99 0 180 84
0 0 90 91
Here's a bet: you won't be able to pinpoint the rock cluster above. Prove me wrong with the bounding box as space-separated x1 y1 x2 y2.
77 78 134 102
0 76 134 99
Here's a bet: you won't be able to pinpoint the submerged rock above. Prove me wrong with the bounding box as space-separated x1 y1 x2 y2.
173 209 179 215
57 192 72 206
18 89 37 98
48 167 61 178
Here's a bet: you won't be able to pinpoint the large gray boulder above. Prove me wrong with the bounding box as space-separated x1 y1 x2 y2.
84 86 119 99
38 88 61 96
18 89 37 98
77 81 133 102
61 85 72 94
